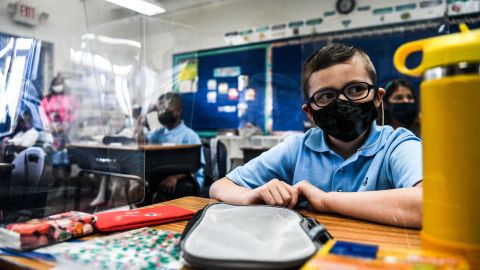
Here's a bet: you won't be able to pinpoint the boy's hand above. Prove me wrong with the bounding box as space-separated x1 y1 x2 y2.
240 179 298 208
134 116 147 143
294 180 329 212
159 175 179 194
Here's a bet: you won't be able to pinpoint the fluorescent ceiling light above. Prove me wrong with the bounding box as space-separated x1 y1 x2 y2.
105 0 165 16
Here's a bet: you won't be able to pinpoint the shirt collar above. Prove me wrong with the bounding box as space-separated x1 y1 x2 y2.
356 121 388 157
304 121 387 156
304 128 331 153
163 120 185 135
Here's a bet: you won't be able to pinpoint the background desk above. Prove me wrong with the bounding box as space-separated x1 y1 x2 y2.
217 135 289 162
142 144 202 177
0 196 420 270
68 143 202 177
241 147 269 163
68 143 202 206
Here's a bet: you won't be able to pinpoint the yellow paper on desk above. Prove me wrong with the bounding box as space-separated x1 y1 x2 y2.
301 240 469 270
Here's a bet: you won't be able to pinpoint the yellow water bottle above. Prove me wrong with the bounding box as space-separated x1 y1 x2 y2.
394 24 480 269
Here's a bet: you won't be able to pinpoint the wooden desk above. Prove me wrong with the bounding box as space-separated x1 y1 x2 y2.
68 142 202 151
0 196 420 270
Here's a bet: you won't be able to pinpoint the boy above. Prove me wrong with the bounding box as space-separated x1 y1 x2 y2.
137 93 204 201
210 43 422 228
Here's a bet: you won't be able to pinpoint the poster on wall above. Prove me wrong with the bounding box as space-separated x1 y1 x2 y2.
245 88 256 101
213 66 241 78
175 58 198 93
448 0 480 15
218 82 229 94
254 26 269 42
227 88 238 100
218 105 236 113
207 91 217 103
238 75 248 91
271 23 287 39
237 102 248 118
207 79 217 91
223 0 480 46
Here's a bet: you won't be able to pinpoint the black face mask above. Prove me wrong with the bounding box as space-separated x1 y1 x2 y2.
311 99 378 142
389 103 417 127
158 111 177 127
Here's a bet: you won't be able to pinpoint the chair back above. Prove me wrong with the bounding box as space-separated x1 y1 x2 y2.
203 138 230 187
8 147 49 218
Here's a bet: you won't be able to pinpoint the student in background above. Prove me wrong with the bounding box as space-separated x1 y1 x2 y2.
382 79 420 136
40 74 78 182
136 92 204 202
8 109 39 148
210 43 423 228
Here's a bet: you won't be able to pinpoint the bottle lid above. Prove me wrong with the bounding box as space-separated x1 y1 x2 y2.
394 24 480 77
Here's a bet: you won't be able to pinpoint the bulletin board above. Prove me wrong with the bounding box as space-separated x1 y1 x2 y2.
174 45 267 132
173 17 480 134
270 44 306 131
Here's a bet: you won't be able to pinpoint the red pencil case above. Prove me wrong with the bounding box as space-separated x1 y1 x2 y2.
93 205 195 232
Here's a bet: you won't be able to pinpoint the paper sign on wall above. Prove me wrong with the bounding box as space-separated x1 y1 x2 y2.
207 79 217 91
245 88 256 101
237 102 248 117
238 75 249 91
175 59 198 93
214 66 241 78
207 91 217 103
218 83 228 94
228 88 239 101
218 106 237 113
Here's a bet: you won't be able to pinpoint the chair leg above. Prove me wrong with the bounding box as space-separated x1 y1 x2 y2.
89 176 108 208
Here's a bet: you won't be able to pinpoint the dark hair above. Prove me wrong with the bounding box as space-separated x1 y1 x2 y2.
47 74 65 97
301 43 376 99
158 92 182 109
50 75 64 88
383 79 417 104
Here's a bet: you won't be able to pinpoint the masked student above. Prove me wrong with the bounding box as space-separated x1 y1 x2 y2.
210 43 423 229
382 79 420 137
40 74 78 183
136 92 204 203
7 109 40 148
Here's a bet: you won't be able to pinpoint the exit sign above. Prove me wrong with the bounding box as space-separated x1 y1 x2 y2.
19 4 35 19
13 2 38 26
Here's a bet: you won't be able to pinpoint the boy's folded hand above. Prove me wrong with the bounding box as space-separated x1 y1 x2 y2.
294 180 328 212
241 179 298 208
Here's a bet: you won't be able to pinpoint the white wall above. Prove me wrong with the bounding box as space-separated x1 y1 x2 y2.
157 0 451 52
160 0 338 52
1 0 477 94
0 0 131 75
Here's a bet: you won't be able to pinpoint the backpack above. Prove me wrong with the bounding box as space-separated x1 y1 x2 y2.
181 203 332 270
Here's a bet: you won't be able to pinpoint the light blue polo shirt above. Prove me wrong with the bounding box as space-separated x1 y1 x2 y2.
147 121 205 190
226 122 422 192
148 121 200 145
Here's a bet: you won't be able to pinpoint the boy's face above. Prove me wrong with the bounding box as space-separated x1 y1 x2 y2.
156 98 179 115
156 97 181 127
302 55 385 122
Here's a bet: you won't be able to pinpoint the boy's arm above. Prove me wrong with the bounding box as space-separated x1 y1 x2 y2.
295 180 422 228
134 116 148 144
210 177 299 208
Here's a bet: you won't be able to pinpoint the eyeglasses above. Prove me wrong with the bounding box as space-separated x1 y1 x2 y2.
308 82 378 108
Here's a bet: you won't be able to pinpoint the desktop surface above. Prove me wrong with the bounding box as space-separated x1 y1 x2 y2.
0 196 421 270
